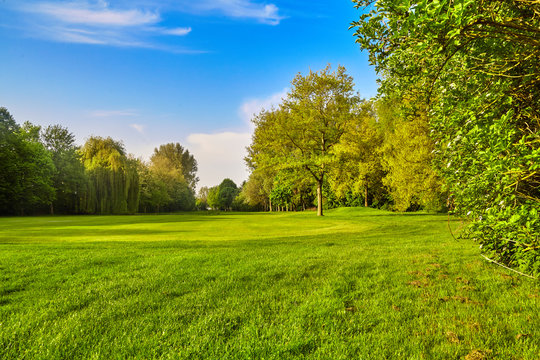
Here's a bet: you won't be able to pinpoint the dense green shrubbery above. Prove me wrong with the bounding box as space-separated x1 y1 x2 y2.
352 0 539 276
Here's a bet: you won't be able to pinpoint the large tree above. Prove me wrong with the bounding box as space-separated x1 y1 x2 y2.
247 65 360 216
41 125 87 214
329 100 385 208
148 143 197 211
79 136 139 214
207 178 239 211
0 109 55 214
352 0 540 275
151 143 198 191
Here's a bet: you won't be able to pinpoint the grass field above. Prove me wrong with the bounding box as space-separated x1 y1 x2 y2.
0 208 538 359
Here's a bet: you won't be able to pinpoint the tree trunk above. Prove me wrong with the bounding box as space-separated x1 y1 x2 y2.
365 185 368 207
317 179 323 216
269 197 272 212
50 203 54 215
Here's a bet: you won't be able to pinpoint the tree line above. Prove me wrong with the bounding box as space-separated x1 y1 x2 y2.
0 107 198 215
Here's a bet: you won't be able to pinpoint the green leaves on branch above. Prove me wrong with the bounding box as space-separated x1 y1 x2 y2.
351 0 540 276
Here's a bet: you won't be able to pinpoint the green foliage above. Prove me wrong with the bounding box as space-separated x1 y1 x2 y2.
241 171 273 211
247 65 360 216
0 108 55 214
195 186 210 210
0 210 538 359
138 161 171 213
79 136 139 214
41 125 88 214
270 176 293 211
352 0 540 275
146 143 197 212
207 178 239 211
377 100 446 212
329 101 386 208
151 143 198 191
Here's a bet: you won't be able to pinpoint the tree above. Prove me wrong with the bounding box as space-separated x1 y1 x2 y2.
41 125 87 214
0 109 55 215
329 100 385 208
137 159 170 213
247 65 360 216
376 100 445 211
151 143 198 190
241 171 273 211
149 143 197 211
195 186 210 210
351 0 540 275
79 136 139 214
207 179 239 210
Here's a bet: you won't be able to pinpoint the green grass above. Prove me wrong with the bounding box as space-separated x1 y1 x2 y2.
0 208 538 359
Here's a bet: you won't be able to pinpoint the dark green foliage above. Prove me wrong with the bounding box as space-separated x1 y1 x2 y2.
42 125 88 214
351 0 540 275
208 178 239 211
270 179 293 211
0 108 55 214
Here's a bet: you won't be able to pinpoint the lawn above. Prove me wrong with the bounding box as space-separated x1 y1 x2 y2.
0 208 538 359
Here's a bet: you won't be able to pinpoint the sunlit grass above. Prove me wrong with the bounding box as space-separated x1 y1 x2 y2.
0 208 538 359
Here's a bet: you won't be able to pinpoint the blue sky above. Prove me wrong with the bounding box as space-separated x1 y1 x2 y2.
0 0 377 189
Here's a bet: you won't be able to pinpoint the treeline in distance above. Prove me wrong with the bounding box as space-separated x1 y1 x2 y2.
0 107 197 215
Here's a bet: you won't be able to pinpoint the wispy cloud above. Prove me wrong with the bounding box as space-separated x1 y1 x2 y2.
239 88 288 127
159 27 192 36
16 1 193 49
130 123 145 134
30 2 160 26
9 0 285 50
195 0 285 25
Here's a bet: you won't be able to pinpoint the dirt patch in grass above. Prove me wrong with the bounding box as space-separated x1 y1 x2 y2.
464 349 492 360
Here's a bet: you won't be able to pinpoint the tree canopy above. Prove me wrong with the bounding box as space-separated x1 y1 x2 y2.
247 65 360 216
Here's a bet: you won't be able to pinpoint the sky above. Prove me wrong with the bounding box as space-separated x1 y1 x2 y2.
0 0 378 190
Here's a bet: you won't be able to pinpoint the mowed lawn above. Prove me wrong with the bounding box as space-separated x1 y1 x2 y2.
0 208 538 359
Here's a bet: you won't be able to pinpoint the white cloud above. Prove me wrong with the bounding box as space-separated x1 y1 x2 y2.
187 131 252 189
31 2 160 27
181 0 285 25
18 1 193 49
216 1 284 25
130 123 145 134
160 27 192 36
239 88 287 127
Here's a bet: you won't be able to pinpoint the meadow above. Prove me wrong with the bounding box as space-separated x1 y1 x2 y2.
0 208 538 359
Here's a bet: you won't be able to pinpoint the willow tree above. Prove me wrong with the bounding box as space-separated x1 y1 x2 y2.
79 136 139 214
247 65 359 216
